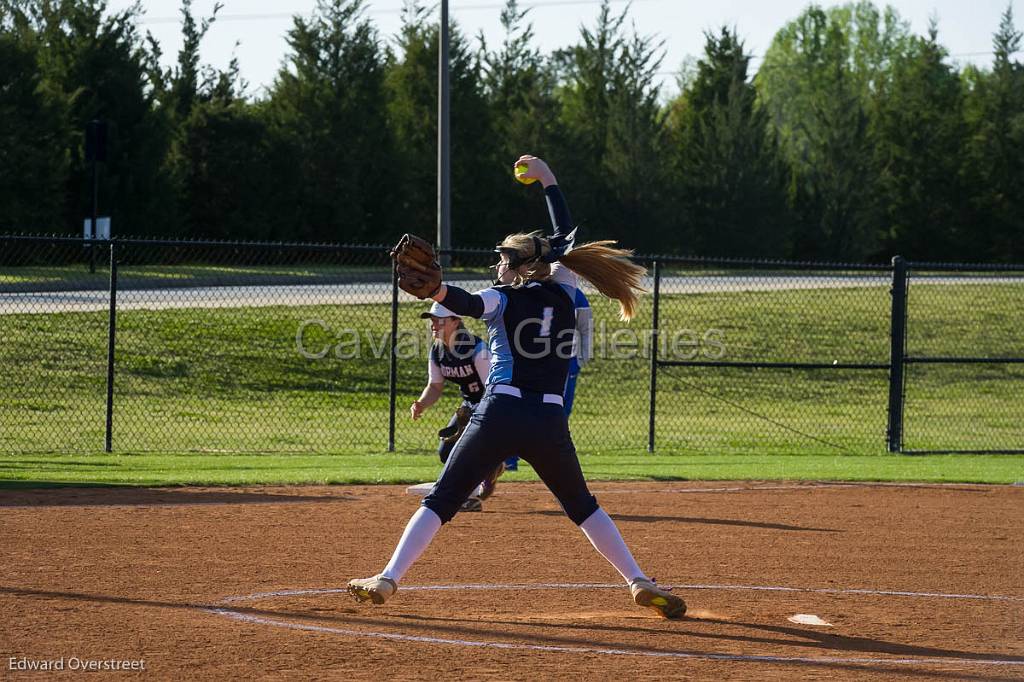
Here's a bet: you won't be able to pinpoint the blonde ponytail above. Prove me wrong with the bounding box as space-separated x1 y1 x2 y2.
559 241 647 321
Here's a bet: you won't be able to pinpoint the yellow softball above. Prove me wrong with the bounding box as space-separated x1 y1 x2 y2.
514 163 537 185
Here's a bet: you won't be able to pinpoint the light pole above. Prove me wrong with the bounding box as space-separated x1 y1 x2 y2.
437 0 451 265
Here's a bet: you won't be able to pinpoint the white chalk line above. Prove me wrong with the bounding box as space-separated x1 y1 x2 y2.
497 484 831 495
207 607 1024 669
210 582 1024 669
492 482 1003 496
220 582 1024 604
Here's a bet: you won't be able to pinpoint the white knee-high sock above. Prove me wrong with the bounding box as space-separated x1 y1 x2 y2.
579 507 648 583
380 506 443 584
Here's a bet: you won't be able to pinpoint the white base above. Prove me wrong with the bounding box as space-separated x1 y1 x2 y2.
405 481 484 498
787 614 833 626
405 482 434 496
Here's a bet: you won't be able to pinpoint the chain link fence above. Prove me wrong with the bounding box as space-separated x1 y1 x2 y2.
648 258 894 455
899 264 1024 453
1 238 111 452
2 235 1021 455
2 236 395 453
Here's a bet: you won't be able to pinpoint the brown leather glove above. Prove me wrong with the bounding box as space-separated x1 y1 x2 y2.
391 234 442 299
438 404 473 444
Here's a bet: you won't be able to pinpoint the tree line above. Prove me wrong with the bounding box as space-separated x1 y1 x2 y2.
1 0 1022 262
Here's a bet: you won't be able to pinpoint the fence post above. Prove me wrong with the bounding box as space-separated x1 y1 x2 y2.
104 240 118 453
648 259 661 453
887 255 908 453
388 263 399 452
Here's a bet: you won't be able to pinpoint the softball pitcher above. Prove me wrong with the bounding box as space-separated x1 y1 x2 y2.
348 155 685 619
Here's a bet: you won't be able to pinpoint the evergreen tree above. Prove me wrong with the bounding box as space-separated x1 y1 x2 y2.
3 0 174 236
480 0 561 237
166 0 222 125
962 3 1024 261
173 80 270 239
264 0 394 242
159 0 271 239
759 2 910 258
554 1 622 237
602 25 672 253
872 22 968 259
0 8 70 232
385 0 495 247
555 0 669 252
446 17 498 247
670 27 790 257
803 54 876 259
384 2 436 240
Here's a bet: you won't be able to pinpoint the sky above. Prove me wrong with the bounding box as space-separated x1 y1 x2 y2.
107 0 1019 98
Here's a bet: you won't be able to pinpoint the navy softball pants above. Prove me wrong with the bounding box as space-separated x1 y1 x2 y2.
423 391 598 525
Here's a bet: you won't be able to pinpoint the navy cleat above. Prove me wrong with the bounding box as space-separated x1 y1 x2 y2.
478 463 505 500
459 497 483 512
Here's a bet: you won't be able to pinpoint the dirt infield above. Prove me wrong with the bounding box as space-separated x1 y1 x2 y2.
2 481 1022 680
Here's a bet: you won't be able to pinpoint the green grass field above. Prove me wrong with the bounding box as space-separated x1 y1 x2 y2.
0 452 1020 487
1 276 1022 485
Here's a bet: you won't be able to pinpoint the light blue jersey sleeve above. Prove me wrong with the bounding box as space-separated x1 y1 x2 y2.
474 288 512 386
574 289 593 367
551 262 579 301
475 288 507 322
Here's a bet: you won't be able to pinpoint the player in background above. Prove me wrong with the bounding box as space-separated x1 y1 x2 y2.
505 287 591 472
412 302 504 511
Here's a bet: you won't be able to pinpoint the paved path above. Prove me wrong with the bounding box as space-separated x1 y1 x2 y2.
0 275 1018 315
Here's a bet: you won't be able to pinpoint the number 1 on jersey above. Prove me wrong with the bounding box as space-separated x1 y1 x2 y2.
539 307 554 337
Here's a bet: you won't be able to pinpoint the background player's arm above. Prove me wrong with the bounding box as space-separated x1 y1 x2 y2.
411 383 443 420
411 356 445 420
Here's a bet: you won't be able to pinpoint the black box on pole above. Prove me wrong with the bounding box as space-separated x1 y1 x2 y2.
85 120 108 162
